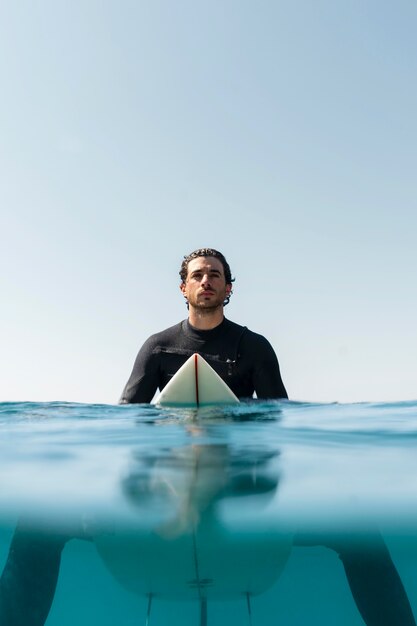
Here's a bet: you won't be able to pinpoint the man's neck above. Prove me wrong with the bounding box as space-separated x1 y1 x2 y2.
188 307 224 330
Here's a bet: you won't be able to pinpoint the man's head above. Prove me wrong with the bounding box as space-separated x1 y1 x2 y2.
179 248 235 309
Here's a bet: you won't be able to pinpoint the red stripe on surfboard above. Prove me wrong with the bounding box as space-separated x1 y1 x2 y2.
194 354 199 407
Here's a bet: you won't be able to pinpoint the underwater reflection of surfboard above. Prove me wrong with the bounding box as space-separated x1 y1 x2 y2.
154 353 239 407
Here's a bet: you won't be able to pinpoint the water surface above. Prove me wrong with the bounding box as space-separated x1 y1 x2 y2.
1 400 416 625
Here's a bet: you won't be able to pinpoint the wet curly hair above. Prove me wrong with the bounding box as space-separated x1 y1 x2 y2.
179 248 235 306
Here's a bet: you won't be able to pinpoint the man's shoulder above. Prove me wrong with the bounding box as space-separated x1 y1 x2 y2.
144 321 185 346
225 319 276 359
224 318 269 344
222 318 246 333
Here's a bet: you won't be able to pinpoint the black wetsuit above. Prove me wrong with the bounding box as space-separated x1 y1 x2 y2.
120 318 288 403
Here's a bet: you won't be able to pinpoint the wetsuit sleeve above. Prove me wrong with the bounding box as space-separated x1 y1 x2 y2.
251 336 288 400
119 338 160 404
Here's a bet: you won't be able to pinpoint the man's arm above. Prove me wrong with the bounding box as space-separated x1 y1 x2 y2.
251 335 288 399
119 339 160 404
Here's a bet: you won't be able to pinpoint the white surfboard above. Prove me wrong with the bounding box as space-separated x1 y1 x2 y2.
153 353 239 407
95 522 292 601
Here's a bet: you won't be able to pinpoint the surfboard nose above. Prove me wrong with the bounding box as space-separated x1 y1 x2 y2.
154 354 239 408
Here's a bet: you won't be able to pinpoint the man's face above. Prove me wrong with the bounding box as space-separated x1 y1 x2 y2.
180 256 232 311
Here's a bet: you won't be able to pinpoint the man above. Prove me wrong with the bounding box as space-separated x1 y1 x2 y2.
120 248 288 403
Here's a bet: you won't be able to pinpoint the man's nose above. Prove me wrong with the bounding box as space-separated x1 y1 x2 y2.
201 273 210 285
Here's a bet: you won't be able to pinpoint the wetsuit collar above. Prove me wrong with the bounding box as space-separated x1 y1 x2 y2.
184 317 228 337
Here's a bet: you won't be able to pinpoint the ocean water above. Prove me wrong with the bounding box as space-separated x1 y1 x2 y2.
1 400 417 625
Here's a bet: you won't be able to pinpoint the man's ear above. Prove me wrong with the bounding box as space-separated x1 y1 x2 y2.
180 283 186 296
225 284 232 296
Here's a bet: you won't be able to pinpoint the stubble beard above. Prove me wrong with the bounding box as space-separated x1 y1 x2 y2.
189 294 224 315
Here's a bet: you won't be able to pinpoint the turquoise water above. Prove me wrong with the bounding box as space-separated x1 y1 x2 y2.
1 400 417 625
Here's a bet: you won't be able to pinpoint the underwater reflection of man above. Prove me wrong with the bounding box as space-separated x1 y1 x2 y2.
1 432 416 626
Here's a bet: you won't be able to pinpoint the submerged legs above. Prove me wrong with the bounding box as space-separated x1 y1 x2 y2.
4 522 414 626
0 522 68 626
338 538 416 626
295 530 416 626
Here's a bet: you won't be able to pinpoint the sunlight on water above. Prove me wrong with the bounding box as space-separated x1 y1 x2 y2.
1 400 417 625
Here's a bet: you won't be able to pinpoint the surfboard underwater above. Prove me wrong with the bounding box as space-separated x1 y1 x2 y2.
95 523 292 602
153 353 239 407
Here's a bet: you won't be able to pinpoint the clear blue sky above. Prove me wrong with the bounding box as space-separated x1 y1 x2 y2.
1 1 416 404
